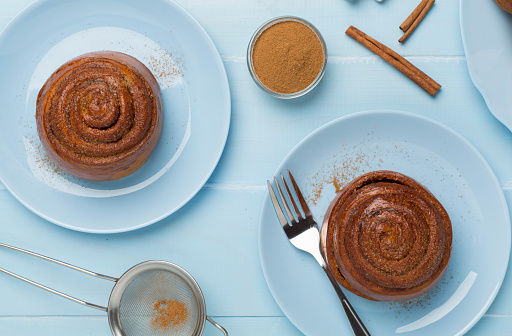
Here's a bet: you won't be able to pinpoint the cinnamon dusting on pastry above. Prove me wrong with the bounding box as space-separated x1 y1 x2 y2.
36 51 163 182
321 171 452 302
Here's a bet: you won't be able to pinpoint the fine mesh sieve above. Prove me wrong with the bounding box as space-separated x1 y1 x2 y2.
0 243 228 336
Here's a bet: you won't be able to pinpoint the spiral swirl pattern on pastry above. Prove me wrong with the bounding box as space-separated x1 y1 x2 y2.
320 171 452 301
36 51 162 181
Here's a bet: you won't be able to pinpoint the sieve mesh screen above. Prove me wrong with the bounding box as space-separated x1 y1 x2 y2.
118 269 200 336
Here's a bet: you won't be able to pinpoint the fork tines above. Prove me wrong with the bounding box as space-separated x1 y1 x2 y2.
267 170 312 228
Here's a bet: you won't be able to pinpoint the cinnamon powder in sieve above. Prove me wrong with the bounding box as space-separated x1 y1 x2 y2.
252 20 325 94
151 299 188 331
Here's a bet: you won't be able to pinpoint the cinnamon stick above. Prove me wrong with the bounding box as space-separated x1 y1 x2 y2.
400 0 429 32
345 25 441 96
399 0 435 43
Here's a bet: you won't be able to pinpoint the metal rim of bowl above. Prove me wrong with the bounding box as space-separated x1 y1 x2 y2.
246 16 328 99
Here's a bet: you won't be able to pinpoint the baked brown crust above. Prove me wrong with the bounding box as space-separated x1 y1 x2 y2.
496 0 512 14
320 171 452 301
36 51 162 182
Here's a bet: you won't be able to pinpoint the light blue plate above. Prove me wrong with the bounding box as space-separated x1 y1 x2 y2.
0 0 230 233
259 111 510 336
460 0 512 131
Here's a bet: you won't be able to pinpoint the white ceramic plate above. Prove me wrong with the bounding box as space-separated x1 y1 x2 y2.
460 0 512 130
0 0 230 233
259 111 510 336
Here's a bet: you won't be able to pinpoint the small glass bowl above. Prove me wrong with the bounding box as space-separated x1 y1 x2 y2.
247 16 327 99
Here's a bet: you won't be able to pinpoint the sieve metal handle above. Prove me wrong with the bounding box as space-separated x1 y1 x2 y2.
206 316 228 336
0 243 118 312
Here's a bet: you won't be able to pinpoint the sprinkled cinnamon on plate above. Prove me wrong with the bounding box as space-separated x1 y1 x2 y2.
307 148 382 206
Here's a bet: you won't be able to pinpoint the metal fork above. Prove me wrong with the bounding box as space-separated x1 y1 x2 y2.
267 170 371 336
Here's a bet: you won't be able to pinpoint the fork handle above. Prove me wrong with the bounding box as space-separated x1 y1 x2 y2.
321 265 372 336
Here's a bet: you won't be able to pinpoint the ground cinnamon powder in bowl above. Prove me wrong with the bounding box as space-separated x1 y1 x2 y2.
249 17 326 96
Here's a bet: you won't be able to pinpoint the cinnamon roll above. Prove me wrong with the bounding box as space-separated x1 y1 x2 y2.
320 171 452 301
495 0 512 14
36 51 162 182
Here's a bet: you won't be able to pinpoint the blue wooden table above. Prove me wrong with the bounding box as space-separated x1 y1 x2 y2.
1 0 512 335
